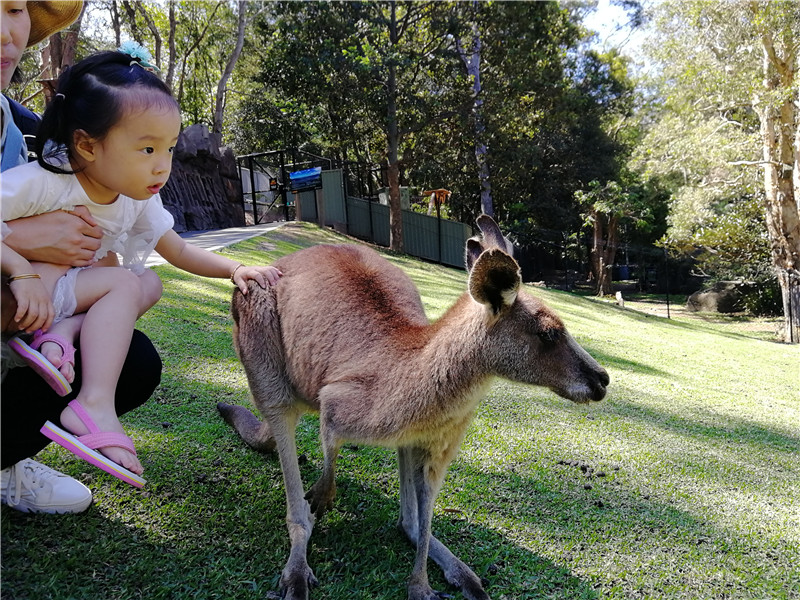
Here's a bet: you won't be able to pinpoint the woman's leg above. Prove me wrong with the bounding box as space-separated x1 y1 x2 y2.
1 330 162 469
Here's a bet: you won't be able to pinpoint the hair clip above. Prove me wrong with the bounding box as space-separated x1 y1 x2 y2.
118 40 159 73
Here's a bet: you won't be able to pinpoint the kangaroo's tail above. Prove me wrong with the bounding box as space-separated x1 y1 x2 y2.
216 402 276 453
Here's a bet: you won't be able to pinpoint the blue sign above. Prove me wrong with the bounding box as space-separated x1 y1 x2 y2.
289 167 322 192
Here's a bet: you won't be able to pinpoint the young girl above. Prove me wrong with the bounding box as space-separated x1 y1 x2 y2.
1 46 281 487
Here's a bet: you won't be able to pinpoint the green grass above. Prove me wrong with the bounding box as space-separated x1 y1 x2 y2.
3 222 798 600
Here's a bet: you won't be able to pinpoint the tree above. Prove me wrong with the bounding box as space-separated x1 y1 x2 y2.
39 3 86 101
212 0 248 136
575 175 665 295
456 1 493 217
641 0 799 341
250 1 468 251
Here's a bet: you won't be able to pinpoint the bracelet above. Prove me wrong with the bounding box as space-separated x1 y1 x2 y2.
230 263 244 283
8 273 42 283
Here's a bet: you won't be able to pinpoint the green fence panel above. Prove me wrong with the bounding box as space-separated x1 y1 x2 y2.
296 189 317 222
402 210 439 262
321 170 346 226
342 197 471 269
440 219 474 268
345 197 390 246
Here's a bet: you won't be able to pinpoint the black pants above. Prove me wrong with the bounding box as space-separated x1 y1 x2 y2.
1 330 162 469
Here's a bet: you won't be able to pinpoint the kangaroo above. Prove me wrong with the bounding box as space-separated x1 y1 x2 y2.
218 215 609 600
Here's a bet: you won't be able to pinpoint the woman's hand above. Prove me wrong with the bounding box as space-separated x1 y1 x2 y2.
4 207 102 267
8 278 55 333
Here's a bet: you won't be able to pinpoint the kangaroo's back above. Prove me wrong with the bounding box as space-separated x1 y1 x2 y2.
233 244 428 405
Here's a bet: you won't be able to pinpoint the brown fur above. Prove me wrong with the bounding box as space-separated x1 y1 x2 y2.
219 215 609 600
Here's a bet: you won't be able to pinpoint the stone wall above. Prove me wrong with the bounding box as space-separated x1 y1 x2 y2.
159 124 245 233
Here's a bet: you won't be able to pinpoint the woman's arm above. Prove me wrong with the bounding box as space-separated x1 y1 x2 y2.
154 230 281 294
1 243 54 333
4 207 102 267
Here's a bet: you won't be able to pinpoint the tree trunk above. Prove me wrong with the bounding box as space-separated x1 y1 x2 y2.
110 1 121 46
121 1 143 45
136 2 162 68
213 1 247 137
457 3 493 217
387 2 403 252
756 27 800 342
591 211 618 296
39 4 85 100
165 0 177 93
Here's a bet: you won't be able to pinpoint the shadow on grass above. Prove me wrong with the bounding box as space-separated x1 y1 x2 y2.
604 387 800 454
1 415 600 600
5 375 796 600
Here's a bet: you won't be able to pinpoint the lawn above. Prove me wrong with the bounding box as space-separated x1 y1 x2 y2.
2 222 798 600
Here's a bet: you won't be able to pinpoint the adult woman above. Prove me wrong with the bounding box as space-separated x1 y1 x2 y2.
1 0 162 514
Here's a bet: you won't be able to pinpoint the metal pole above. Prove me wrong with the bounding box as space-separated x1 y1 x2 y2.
237 157 247 225
664 247 671 319
436 196 442 264
247 155 258 225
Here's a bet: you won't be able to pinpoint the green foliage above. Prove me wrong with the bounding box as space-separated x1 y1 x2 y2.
2 224 798 600
635 0 795 309
231 2 642 245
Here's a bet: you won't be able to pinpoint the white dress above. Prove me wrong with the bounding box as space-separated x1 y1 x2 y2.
1 158 175 321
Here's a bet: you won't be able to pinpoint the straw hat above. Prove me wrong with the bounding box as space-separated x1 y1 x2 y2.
27 1 84 47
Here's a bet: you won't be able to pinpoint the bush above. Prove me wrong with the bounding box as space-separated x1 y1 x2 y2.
740 278 782 316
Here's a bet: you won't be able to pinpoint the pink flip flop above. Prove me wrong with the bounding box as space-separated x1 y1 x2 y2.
8 331 74 396
40 400 146 488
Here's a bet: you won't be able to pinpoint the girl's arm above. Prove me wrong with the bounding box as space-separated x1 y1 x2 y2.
1 243 55 333
154 230 282 294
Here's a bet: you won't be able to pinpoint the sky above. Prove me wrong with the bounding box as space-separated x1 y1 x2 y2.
583 0 650 69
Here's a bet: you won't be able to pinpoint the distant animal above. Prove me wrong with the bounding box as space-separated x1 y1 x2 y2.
218 215 609 600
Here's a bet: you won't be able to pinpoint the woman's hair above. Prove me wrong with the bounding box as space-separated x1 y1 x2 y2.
36 50 178 174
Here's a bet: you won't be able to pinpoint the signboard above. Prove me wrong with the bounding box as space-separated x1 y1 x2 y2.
289 167 322 192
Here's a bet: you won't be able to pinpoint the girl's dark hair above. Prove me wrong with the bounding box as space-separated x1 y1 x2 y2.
36 50 178 174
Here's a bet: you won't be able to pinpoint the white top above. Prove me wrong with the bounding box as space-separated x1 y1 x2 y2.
1 158 174 274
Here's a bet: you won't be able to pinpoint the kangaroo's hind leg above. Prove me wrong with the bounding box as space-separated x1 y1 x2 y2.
398 445 489 600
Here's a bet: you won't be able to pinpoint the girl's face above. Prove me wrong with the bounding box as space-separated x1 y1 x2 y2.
1 1 31 89
73 100 181 205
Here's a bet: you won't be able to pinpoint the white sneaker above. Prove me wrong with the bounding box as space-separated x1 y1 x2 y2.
1 459 92 514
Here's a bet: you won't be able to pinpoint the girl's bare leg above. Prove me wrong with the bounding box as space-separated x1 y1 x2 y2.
57 267 144 475
35 267 162 380
137 269 163 317
36 314 85 383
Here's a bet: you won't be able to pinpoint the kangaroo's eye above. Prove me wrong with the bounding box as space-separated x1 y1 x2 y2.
537 330 560 346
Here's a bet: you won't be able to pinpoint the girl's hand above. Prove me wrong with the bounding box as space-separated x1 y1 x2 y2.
9 278 55 333
231 265 283 295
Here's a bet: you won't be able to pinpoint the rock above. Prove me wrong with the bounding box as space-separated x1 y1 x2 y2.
160 124 245 233
686 281 746 313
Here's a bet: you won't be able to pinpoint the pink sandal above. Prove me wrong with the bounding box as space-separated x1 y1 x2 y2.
40 400 146 488
8 331 75 396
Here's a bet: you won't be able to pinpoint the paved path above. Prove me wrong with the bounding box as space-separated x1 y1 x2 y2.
145 222 284 268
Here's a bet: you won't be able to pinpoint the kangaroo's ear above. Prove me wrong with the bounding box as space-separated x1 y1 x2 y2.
468 248 521 315
465 238 483 272
476 214 514 256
